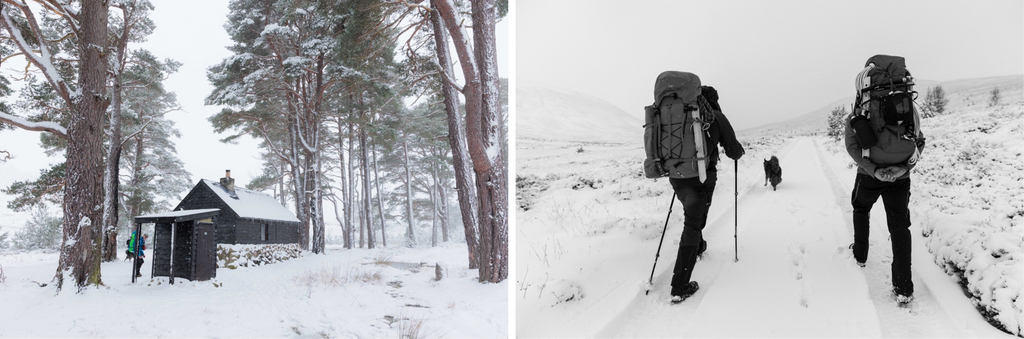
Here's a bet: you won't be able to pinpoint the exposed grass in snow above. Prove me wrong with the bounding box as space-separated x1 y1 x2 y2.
908 92 1024 337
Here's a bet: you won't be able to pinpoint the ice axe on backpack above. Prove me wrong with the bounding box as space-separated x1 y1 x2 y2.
646 193 676 295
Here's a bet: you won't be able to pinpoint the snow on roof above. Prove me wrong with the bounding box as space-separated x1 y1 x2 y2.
200 179 300 223
139 209 221 219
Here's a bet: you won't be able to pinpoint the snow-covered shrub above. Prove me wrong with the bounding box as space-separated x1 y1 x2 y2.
826 106 848 141
570 176 603 190
12 205 62 251
0 262 6 284
913 100 1024 336
922 85 949 118
516 174 549 211
540 279 583 306
217 244 302 269
0 227 10 250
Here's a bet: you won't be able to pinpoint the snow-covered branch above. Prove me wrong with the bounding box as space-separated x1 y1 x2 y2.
1 1 74 104
0 111 68 138
119 119 154 147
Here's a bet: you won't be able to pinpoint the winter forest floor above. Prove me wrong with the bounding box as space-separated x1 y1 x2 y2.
516 96 1022 337
0 243 507 338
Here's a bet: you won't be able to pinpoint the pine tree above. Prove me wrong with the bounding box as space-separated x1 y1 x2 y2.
827 106 848 141
922 85 949 118
989 87 1001 107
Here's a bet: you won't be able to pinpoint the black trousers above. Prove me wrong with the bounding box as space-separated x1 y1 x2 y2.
851 173 914 296
669 172 717 291
135 257 145 276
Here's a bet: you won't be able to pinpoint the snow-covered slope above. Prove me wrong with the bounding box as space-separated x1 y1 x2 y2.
517 85 642 143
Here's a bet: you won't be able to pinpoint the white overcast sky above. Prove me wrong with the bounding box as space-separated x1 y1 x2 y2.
517 0 1023 131
0 0 507 224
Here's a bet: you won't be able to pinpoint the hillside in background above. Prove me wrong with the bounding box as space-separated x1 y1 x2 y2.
741 75 1022 135
517 85 642 143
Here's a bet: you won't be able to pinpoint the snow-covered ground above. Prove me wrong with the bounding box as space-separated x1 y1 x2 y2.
516 77 1022 337
0 243 506 338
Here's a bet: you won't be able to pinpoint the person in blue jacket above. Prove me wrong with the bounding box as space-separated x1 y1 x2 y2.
128 231 148 277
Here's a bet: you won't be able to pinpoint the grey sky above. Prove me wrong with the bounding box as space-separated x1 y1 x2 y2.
517 0 1023 131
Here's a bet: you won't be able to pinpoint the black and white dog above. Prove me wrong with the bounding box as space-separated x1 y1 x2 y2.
763 156 782 191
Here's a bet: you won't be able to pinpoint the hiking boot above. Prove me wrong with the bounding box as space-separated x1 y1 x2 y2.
848 243 866 267
670 281 700 304
893 290 914 304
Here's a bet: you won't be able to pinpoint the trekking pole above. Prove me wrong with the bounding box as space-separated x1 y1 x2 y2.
646 193 676 295
734 159 739 263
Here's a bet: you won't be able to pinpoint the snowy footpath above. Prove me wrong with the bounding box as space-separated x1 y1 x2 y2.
517 136 1015 338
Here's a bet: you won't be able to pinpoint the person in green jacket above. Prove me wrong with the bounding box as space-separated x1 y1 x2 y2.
128 231 148 278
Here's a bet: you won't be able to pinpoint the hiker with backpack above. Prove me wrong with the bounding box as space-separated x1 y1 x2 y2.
643 71 744 303
128 231 148 278
845 55 926 305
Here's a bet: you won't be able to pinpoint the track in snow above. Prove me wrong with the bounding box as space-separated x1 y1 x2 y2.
596 137 968 338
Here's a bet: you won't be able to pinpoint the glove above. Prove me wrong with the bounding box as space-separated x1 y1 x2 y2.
873 167 894 182
727 144 745 160
886 166 908 179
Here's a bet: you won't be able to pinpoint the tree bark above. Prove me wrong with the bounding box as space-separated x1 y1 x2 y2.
372 144 386 247
402 127 416 247
278 163 286 206
287 109 308 250
469 0 507 283
56 0 111 291
439 175 450 242
430 165 438 247
359 112 375 249
102 4 134 262
351 120 363 248
429 3 479 268
338 118 352 249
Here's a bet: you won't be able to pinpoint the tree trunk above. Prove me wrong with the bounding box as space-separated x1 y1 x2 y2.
287 114 308 250
440 175 450 242
278 162 286 206
101 78 123 262
469 0 507 283
352 121 363 248
56 0 111 291
359 117 375 249
337 119 352 249
372 144 386 247
307 58 326 254
102 8 133 262
430 165 438 247
429 4 479 268
402 128 416 247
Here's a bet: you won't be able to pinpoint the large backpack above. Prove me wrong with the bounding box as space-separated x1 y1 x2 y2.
643 71 717 181
850 55 920 163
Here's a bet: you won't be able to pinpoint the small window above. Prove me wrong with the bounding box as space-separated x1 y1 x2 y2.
261 224 268 242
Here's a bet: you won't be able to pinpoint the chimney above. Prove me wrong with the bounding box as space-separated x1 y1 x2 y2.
220 170 236 196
